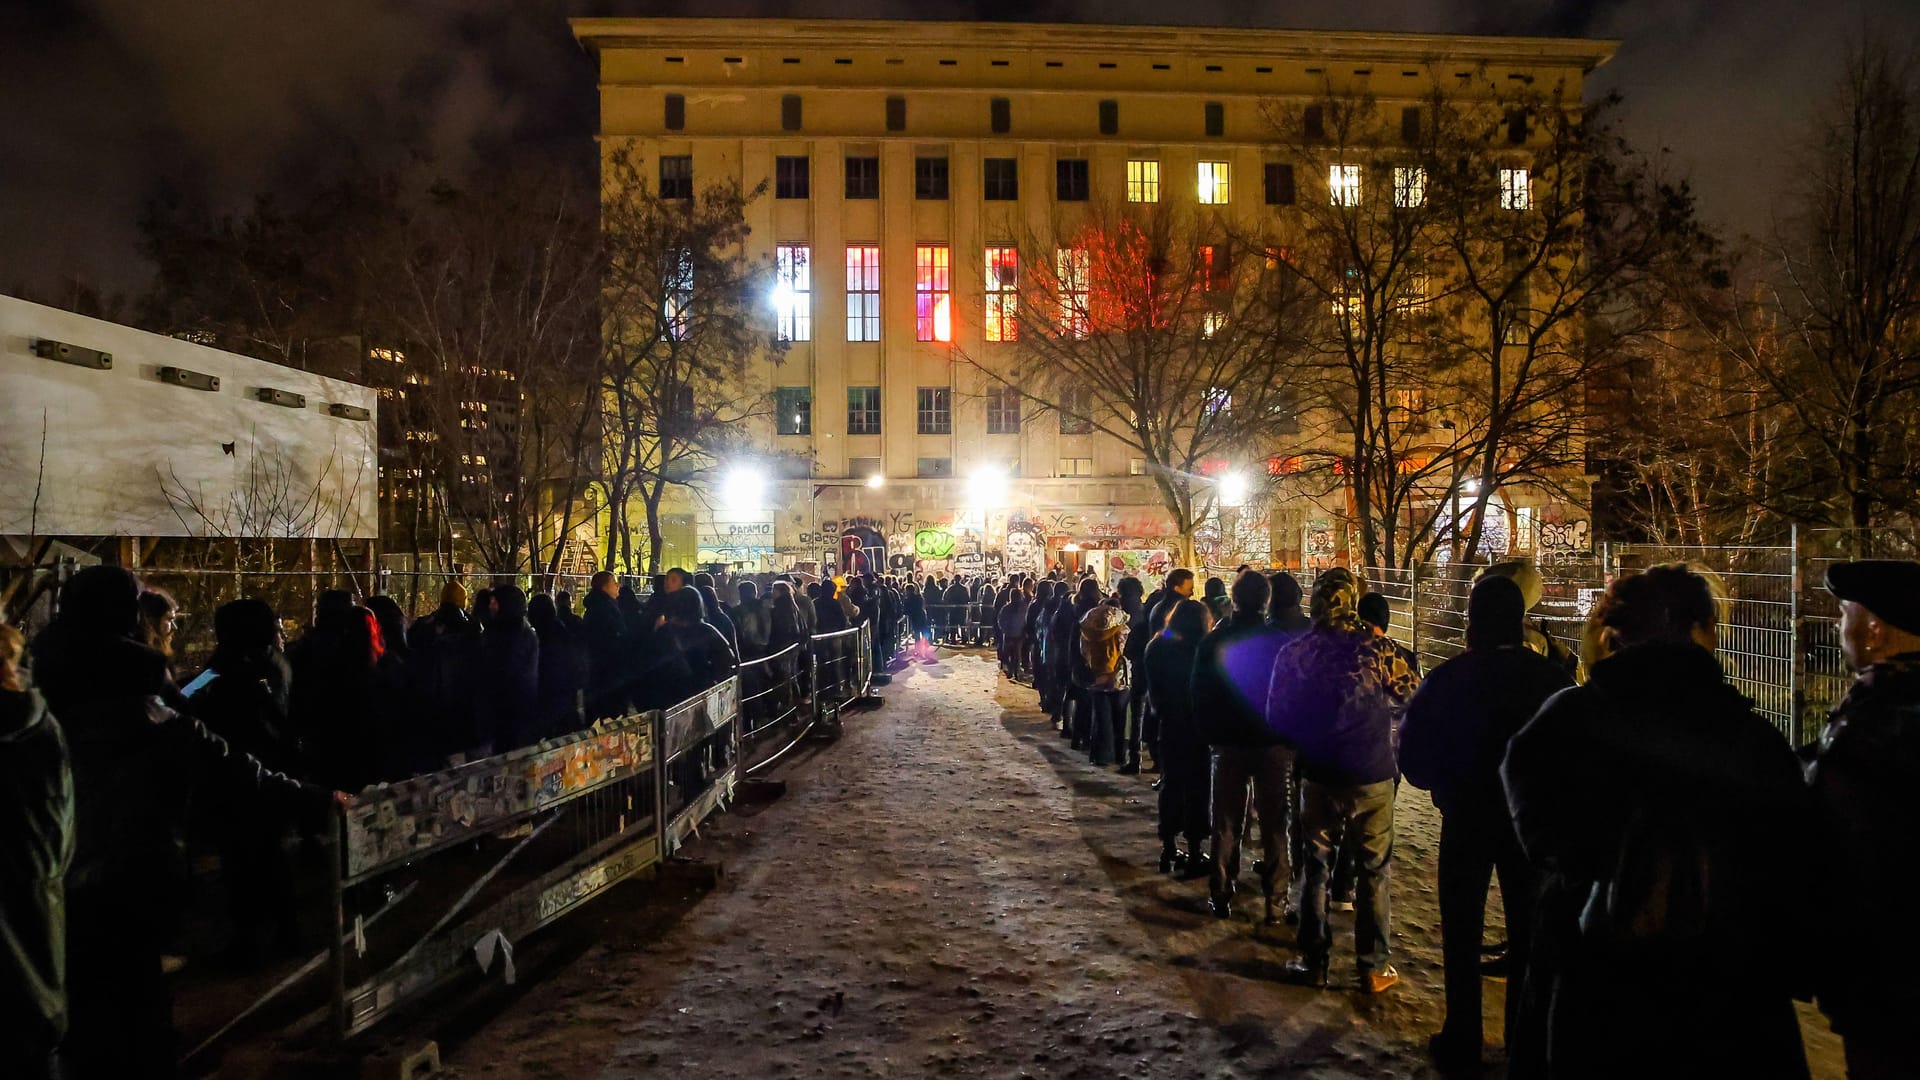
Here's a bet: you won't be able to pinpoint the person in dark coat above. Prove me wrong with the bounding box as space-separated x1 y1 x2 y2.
1805 560 1920 1079
905 583 931 656
582 571 629 719
529 593 587 736
406 582 476 763
942 579 971 643
474 586 541 753
292 605 406 786
1268 571 1311 633
184 598 305 961
1400 576 1573 1072
734 580 773 661
1145 599 1212 874
366 594 411 664
555 589 583 631
1193 570 1295 921
0 620 72 1080
1502 564 1813 1079
1269 568 1419 993
697 577 739 657
997 587 1030 678
1059 578 1102 745
639 587 740 709
31 567 334 1080
1202 575 1232 623
1113 576 1149 769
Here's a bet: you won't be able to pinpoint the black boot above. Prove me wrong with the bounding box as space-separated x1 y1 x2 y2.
1159 842 1179 874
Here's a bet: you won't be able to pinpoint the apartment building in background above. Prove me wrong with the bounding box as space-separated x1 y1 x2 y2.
571 17 1614 578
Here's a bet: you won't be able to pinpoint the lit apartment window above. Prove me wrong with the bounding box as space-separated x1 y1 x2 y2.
1128 458 1148 475
1395 268 1431 313
986 385 1021 433
984 157 1018 200
1126 159 1160 203
659 155 692 200
1202 312 1226 338
1055 246 1090 339
1330 164 1362 207
1058 457 1094 477
1393 166 1426 208
985 245 1019 342
1204 386 1231 418
775 156 810 199
774 243 811 341
1501 168 1532 210
915 244 953 342
1059 386 1093 434
775 387 812 435
664 248 693 340
369 347 404 364
1515 506 1535 553
846 245 881 341
847 386 882 434
1197 161 1230 205
917 386 952 434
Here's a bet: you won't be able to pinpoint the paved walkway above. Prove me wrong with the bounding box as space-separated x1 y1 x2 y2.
441 650 1841 1079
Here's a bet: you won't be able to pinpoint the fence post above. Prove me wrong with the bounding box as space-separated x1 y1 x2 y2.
1409 562 1422 661
652 708 669 864
1789 523 1805 744
329 805 349 1039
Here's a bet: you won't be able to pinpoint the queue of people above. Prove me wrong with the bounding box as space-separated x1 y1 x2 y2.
996 557 1920 1079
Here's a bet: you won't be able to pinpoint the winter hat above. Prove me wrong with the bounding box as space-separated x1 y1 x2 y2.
440 580 469 608
1357 592 1393 634
1466 575 1527 650
1477 558 1544 610
58 565 143 637
1309 567 1360 625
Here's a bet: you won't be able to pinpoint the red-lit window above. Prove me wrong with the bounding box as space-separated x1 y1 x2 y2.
846 245 880 342
1055 246 1089 339
915 244 952 343
985 245 1019 342
1198 245 1231 292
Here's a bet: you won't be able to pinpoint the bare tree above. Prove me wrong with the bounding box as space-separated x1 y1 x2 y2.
597 144 784 574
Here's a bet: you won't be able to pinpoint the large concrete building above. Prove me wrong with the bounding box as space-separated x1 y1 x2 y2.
571 17 1614 580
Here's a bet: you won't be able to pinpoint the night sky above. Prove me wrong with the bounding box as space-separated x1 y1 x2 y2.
3 0 1916 300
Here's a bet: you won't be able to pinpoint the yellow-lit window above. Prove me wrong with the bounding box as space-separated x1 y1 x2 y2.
1055 247 1090 339
915 244 952 343
1126 160 1160 203
1330 164 1362 207
1500 168 1531 210
985 245 1019 342
1197 161 1230 205
774 243 811 341
1393 166 1425 208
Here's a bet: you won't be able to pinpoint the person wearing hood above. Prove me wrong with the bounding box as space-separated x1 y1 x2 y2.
474 586 541 753
1803 560 1920 1080
1076 595 1131 767
1268 571 1311 634
1202 575 1232 624
1400 576 1573 1073
528 593 587 736
1502 564 1812 1079
1268 568 1419 994
1145 599 1212 876
582 571 629 720
32 566 336 1078
1056 578 1101 743
997 586 1030 678
734 580 773 662
0 619 73 1080
1476 558 1578 677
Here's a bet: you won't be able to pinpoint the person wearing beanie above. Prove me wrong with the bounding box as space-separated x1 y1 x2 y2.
1476 558 1578 676
1267 571 1311 635
1399 575 1574 1072
1267 567 1419 993
1806 559 1920 1078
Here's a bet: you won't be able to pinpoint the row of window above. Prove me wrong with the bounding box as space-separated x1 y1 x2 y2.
684 153 1531 210
774 385 1092 437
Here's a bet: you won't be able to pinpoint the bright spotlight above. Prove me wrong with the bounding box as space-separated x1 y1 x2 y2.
966 464 1009 509
1462 478 1482 495
723 465 767 511
1218 471 1250 507
866 473 886 489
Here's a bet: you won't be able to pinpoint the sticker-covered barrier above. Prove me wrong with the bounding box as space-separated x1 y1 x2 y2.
329 678 740 1039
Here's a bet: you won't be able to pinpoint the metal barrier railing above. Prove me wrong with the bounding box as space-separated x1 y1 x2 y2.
809 623 871 725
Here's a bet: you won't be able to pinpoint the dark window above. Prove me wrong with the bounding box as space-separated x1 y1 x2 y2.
1098 99 1119 135
775 387 812 435
845 156 879 199
775 156 810 199
781 94 802 131
665 93 685 131
1263 163 1295 206
1204 101 1224 137
915 156 950 200
1058 386 1093 434
1506 109 1529 145
916 457 953 478
1401 106 1421 144
1056 158 1090 201
916 387 952 434
984 157 1019 200
1303 105 1325 140
990 97 1011 133
847 386 881 435
885 95 907 132
659 155 693 200
986 386 1021 434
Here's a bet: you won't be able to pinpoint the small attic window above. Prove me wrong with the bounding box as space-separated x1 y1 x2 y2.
1045 60 1063 68
886 58 904 65
665 56 683 63
1402 70 1418 77
1205 64 1223 72
1255 66 1272 73
1099 62 1117 69
835 57 852 65
1305 66 1324 74
1353 68 1371 76
724 56 743 64
991 59 1009 66
1152 63 1170 71
939 58 958 66
783 57 801 64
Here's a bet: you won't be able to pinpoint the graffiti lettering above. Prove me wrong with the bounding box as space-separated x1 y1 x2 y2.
914 527 956 559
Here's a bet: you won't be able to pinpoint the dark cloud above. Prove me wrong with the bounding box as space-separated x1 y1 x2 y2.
3 0 1915 298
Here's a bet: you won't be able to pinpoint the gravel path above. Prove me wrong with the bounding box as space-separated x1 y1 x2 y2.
440 649 1842 1079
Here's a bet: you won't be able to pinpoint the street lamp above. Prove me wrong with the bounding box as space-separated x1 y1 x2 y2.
723 465 767 511
1218 471 1250 508
965 464 1009 509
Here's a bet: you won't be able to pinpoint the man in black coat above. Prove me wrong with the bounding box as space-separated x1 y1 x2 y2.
1192 571 1294 921
1400 576 1573 1072
1806 560 1920 1079
581 571 629 719
0 619 72 1080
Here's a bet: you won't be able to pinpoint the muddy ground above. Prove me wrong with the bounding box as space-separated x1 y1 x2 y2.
435 649 1843 1079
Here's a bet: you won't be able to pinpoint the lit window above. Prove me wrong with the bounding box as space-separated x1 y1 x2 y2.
986 385 1021 433
1202 312 1226 338
1126 159 1160 203
1516 506 1535 553
775 386 812 436
1393 166 1426 208
1395 269 1430 313
1055 247 1090 339
1057 456 1094 477
985 245 1019 342
915 244 953 343
774 243 811 342
664 248 693 340
1500 168 1531 210
1330 164 1362 207
846 245 881 341
370 347 405 364
1204 386 1231 418
1128 458 1148 475
1198 161 1230 205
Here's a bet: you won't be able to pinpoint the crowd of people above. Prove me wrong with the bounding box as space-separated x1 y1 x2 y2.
983 557 1919 1079
0 562 907 1079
